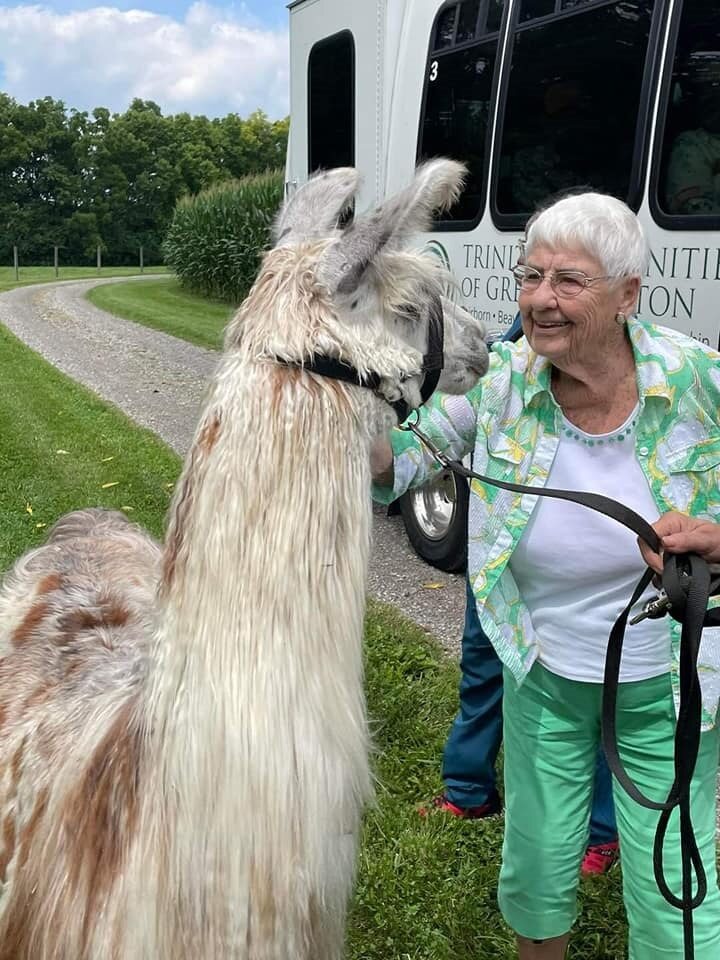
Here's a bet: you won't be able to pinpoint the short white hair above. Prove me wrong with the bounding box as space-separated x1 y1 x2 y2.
525 192 649 279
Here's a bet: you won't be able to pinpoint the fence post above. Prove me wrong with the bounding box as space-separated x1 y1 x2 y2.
54 246 59 279
13 246 18 281
139 245 144 274
96 245 102 274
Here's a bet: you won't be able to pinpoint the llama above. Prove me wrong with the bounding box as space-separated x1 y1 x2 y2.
0 159 487 959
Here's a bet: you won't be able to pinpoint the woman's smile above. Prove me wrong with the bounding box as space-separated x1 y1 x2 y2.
532 318 570 330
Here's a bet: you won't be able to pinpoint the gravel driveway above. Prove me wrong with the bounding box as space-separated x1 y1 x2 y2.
0 276 466 654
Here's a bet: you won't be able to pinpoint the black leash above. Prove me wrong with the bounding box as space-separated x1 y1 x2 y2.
601 553 710 958
401 413 719 960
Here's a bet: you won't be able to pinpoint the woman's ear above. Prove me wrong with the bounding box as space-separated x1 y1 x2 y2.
618 275 641 316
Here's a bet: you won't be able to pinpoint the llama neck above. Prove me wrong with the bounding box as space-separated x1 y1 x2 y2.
138 352 376 954
153 353 376 703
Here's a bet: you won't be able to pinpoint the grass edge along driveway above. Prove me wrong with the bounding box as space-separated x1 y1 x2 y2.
87 276 233 351
0 265 168 294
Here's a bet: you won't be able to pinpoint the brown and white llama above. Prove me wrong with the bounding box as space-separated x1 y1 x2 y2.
0 159 487 959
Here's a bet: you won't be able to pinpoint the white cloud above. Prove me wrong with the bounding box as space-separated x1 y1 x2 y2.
0 2 290 118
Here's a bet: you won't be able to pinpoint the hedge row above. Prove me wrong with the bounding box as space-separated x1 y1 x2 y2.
163 170 284 304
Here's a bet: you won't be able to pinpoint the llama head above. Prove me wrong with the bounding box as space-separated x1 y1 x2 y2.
265 159 489 417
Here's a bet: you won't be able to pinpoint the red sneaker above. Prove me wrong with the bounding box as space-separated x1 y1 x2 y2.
581 840 620 875
418 793 502 820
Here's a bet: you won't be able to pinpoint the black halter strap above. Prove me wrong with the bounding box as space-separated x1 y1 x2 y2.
292 355 382 391
278 292 446 422
418 293 445 403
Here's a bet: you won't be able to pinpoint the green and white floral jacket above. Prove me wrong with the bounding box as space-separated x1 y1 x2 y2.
373 318 720 729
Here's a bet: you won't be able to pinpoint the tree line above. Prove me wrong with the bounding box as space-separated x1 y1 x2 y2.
0 94 289 265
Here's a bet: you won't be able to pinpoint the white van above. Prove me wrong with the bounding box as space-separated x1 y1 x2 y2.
286 0 720 570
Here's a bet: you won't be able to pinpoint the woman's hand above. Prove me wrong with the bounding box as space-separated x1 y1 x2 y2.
639 512 720 574
370 436 394 486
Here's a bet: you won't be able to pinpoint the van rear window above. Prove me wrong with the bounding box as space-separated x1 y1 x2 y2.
308 31 355 174
655 0 720 222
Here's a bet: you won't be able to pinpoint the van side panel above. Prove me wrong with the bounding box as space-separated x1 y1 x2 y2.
288 0 387 210
289 0 720 346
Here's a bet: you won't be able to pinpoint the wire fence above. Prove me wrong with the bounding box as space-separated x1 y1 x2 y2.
8 245 162 280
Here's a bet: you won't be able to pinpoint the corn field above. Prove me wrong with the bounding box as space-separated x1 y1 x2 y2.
163 170 284 304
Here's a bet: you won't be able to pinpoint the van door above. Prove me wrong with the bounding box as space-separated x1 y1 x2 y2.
287 0 383 211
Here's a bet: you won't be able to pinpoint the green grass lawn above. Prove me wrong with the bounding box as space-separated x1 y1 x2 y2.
0 324 178 565
86 276 233 350
0 326 628 958
0 264 168 294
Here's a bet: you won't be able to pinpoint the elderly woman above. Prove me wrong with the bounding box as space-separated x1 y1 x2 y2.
372 192 720 959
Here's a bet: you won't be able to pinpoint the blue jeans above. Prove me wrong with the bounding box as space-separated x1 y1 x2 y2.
442 577 618 846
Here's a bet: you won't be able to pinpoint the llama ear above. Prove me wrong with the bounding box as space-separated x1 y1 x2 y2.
272 168 360 247
374 158 466 250
316 158 466 295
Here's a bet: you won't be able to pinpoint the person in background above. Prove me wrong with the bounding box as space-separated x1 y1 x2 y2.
422 312 619 877
372 192 720 959
664 52 720 215
509 83 587 213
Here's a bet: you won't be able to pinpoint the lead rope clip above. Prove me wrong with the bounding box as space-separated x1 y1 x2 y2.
629 591 672 625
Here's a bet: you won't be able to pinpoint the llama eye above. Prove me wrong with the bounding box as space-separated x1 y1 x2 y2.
351 300 359 310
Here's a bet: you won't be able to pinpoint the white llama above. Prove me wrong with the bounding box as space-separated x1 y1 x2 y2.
0 160 487 960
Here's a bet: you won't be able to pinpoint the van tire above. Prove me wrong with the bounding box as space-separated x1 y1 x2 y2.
398 471 468 572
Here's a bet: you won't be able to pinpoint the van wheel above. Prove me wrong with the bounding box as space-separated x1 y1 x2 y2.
398 470 468 572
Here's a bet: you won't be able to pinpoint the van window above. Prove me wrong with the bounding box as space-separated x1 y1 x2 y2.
519 0 554 21
432 0 504 50
494 0 656 223
520 0 623 21
457 0 481 43
420 2 504 226
486 0 504 31
434 5 459 50
656 1 720 220
308 31 355 173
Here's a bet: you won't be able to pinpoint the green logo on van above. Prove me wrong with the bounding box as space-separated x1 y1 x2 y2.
424 240 451 272
423 240 453 297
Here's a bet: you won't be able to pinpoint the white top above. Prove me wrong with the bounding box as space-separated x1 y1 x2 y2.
509 405 671 683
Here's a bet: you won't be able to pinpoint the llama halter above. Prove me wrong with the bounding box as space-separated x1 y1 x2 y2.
280 292 445 423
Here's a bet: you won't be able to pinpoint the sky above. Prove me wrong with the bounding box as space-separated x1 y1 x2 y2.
0 0 290 118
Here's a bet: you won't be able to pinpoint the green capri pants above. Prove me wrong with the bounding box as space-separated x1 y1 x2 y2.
498 662 720 958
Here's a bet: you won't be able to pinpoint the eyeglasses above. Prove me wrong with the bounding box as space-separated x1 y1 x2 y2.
511 264 615 299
